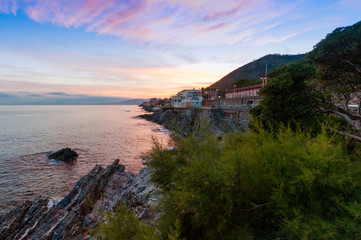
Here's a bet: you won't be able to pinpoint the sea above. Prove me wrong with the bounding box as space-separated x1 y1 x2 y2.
0 105 170 215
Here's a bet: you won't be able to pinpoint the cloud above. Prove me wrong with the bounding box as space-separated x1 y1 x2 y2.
251 28 312 46
0 92 15 98
0 59 227 98
47 92 71 96
2 0 303 46
0 0 17 15
19 92 44 97
203 2 250 21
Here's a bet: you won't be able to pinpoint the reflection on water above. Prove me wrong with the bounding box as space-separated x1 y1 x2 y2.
0 105 170 215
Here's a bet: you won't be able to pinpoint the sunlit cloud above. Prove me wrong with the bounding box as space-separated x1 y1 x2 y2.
0 60 228 98
1 0 305 46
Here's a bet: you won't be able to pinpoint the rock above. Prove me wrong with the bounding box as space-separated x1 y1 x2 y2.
138 107 246 137
48 147 78 163
0 159 120 240
47 197 62 209
0 197 49 240
135 205 150 220
122 192 143 208
83 214 97 228
0 159 162 240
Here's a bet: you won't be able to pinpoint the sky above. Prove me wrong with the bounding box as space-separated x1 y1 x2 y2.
0 0 360 104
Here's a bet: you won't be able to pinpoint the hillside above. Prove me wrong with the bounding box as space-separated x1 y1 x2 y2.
209 54 305 90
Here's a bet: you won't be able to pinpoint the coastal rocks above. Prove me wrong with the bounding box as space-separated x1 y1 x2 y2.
0 197 49 240
139 107 243 137
0 159 161 240
90 166 161 224
139 104 158 112
48 147 78 163
0 159 119 240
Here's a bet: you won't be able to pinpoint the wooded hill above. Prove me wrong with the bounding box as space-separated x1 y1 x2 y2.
209 54 305 90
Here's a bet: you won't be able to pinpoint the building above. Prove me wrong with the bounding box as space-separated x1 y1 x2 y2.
149 98 160 106
348 105 360 116
171 89 202 108
225 84 263 99
202 89 218 100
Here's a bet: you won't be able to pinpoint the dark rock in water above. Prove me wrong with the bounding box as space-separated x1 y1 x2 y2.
48 147 78 163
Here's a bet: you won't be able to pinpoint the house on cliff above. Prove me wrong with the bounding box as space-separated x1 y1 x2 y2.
225 84 263 99
171 89 202 108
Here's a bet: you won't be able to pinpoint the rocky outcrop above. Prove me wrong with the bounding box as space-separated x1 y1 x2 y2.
0 160 160 240
48 148 78 163
140 108 244 137
138 104 158 112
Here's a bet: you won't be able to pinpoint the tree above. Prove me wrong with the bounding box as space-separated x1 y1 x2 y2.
307 21 361 137
250 59 320 131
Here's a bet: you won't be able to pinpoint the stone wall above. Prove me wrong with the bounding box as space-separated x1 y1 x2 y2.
203 96 262 108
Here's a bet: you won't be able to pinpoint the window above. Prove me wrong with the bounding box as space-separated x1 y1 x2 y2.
248 92 252 96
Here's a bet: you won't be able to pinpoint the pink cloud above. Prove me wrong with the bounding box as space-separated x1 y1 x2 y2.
203 1 251 21
3 0 302 46
0 0 17 15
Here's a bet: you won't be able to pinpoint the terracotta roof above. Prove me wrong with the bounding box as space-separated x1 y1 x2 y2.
226 84 263 93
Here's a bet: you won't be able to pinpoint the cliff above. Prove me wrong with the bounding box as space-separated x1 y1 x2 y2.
0 160 159 240
140 107 250 137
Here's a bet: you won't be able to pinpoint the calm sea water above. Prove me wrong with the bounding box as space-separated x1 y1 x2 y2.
0 105 170 215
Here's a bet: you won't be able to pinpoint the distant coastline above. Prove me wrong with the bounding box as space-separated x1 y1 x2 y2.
0 93 147 105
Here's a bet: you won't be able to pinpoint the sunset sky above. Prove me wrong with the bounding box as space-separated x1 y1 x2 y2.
0 0 360 103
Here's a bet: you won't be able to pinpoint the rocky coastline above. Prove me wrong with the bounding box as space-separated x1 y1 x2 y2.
139 106 247 137
0 106 244 240
0 159 160 240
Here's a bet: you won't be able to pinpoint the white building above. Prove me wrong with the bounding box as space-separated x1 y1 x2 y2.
171 89 202 108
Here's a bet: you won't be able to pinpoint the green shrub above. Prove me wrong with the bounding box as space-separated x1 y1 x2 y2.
93 204 159 240
149 127 361 239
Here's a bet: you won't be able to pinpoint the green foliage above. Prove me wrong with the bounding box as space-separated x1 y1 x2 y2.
93 204 159 240
250 59 322 132
149 128 361 239
233 78 262 88
209 54 304 90
168 219 185 240
307 21 361 108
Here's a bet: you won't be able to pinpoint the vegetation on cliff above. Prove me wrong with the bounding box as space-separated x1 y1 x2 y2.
233 78 262 88
209 54 305 90
152 128 361 239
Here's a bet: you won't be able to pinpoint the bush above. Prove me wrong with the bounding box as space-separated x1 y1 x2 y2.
148 127 361 239
92 204 159 240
